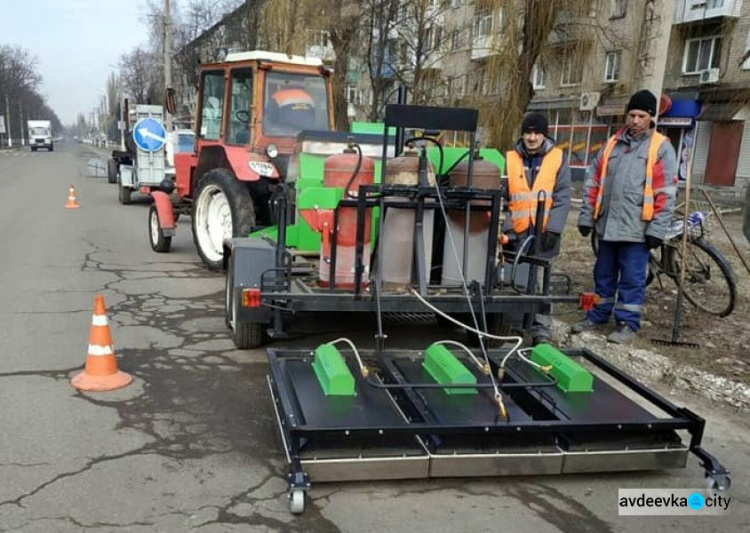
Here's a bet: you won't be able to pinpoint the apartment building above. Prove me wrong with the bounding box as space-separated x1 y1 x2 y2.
173 0 749 193
663 0 750 195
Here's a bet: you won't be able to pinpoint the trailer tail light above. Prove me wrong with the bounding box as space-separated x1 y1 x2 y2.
579 292 599 311
241 288 262 308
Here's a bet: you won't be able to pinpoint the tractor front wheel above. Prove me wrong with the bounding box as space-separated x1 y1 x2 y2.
192 169 256 271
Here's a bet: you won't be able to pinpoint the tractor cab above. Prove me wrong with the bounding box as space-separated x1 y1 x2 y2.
194 51 333 165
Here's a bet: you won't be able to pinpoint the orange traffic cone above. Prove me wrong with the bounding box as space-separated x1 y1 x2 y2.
65 184 80 209
71 295 132 391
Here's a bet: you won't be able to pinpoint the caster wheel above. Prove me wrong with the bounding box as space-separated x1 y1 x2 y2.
289 490 305 514
706 474 731 491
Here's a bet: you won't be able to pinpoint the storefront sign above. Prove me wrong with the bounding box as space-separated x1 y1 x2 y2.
658 116 693 127
597 104 626 117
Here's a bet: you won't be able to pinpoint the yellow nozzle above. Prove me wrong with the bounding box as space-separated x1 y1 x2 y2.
361 367 370 378
541 365 553 374
482 363 491 376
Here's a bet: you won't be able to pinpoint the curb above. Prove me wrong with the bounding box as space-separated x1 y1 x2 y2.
551 320 750 414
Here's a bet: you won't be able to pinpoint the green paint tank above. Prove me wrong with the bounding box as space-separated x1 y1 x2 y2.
442 154 501 286
379 148 436 290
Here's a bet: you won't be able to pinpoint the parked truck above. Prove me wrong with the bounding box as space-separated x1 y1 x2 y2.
27 120 53 152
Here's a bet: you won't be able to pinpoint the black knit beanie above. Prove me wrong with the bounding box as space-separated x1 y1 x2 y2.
627 89 657 116
520 113 549 136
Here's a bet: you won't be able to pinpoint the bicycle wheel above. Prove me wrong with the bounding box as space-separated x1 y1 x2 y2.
672 238 737 317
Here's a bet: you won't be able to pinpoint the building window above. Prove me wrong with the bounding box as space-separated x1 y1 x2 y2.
604 50 621 82
307 30 330 48
682 36 722 74
473 11 493 37
451 29 460 51
561 51 583 86
691 0 726 10
425 26 443 52
742 30 750 70
346 85 362 105
531 63 546 89
611 0 627 18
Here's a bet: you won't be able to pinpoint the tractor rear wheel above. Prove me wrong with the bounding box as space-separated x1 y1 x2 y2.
192 168 256 271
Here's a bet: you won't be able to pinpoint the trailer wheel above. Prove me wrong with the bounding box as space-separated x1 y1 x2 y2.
148 204 172 253
289 490 305 514
118 175 132 205
234 321 266 349
225 256 267 348
192 168 256 271
107 159 118 184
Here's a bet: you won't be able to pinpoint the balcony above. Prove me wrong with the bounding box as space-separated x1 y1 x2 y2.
305 44 335 62
674 0 742 24
471 35 498 60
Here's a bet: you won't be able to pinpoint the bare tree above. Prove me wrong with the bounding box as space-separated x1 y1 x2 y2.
0 45 61 141
119 47 162 104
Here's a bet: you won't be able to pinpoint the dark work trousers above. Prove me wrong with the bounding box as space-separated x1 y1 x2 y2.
586 240 650 331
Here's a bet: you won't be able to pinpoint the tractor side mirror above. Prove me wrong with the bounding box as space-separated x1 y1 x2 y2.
165 88 177 115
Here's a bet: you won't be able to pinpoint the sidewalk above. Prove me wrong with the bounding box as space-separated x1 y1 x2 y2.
550 320 750 413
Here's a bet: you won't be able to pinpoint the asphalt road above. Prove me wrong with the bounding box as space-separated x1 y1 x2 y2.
0 143 747 532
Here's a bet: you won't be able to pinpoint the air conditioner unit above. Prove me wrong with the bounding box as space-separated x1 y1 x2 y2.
699 68 720 84
580 92 601 111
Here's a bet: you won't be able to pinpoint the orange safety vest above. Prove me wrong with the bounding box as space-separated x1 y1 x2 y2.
506 148 563 234
594 131 667 222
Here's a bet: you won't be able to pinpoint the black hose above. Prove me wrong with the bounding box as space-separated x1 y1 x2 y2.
403 135 444 177
343 143 363 199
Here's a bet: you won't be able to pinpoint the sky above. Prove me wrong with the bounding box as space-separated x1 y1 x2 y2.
3 0 149 125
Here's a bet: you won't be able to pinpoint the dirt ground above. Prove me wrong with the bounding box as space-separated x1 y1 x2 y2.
555 198 750 384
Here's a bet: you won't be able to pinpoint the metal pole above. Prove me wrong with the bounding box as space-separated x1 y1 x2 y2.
671 137 693 343
164 0 173 132
18 101 24 146
5 94 12 147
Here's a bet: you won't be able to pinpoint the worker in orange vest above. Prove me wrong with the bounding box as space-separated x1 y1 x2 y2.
266 86 317 133
573 90 678 343
504 112 572 345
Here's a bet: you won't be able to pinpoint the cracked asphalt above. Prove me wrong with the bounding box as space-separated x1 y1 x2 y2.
0 144 747 532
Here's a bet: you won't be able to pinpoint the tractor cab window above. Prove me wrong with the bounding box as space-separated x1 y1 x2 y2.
226 68 253 145
262 71 330 137
199 70 225 140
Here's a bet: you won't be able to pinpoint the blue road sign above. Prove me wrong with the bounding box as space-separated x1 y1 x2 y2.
133 118 167 152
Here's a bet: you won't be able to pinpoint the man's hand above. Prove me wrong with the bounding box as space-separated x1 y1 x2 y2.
541 231 560 252
578 226 592 237
645 235 663 249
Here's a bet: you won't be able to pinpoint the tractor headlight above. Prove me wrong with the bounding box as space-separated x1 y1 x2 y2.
266 144 279 159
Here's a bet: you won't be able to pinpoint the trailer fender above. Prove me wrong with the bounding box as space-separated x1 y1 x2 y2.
226 238 276 324
151 191 176 237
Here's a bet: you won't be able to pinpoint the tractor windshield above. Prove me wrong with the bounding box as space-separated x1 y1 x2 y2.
263 71 330 137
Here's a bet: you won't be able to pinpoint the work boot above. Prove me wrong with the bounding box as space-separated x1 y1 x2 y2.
607 323 637 344
570 318 602 334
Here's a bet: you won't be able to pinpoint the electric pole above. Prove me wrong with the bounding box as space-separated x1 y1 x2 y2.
164 0 173 132
5 94 12 147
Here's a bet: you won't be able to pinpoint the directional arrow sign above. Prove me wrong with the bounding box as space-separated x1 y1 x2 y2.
133 117 167 152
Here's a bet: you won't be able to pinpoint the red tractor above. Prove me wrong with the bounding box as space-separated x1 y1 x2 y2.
149 51 334 270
